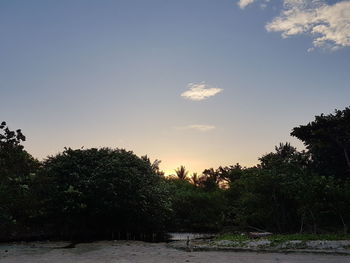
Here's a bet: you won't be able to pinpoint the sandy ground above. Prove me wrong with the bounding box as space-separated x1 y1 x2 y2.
1 241 350 263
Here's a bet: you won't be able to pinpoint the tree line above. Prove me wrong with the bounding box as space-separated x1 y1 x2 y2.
0 107 349 241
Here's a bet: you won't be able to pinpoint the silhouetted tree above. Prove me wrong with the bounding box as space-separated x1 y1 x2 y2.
0 122 39 239
190 173 200 186
291 107 350 178
166 177 227 232
226 143 312 232
141 155 165 177
259 142 310 171
38 148 172 239
175 165 189 180
219 164 243 184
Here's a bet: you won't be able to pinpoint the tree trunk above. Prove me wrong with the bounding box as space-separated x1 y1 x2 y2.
339 214 348 234
343 148 350 173
299 215 304 234
309 210 317 234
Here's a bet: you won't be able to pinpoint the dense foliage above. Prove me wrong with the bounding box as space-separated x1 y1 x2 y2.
226 144 350 233
35 148 172 239
1 106 350 240
0 122 39 240
291 107 350 178
166 178 227 232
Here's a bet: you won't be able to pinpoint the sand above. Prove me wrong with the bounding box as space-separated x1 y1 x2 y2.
1 240 350 263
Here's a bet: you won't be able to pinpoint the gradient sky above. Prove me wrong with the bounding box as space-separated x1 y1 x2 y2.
1 0 350 175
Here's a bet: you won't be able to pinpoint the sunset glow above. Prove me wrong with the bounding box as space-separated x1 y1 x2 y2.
1 0 349 175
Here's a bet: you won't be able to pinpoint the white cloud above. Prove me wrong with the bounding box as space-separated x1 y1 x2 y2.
238 0 270 9
181 82 223 101
239 0 350 50
238 0 256 9
176 125 216 132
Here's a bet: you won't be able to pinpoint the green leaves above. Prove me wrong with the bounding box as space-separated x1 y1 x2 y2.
38 147 172 237
291 107 350 178
0 122 39 240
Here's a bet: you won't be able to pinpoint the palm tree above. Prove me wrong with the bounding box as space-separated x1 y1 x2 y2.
175 165 189 180
190 173 199 186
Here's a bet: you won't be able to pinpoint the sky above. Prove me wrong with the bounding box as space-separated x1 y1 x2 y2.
1 0 350 175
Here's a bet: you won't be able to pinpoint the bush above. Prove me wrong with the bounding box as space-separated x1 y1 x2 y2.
166 178 227 232
36 147 172 239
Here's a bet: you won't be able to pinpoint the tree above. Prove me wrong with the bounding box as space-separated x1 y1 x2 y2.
37 147 172 239
141 155 165 177
259 143 310 171
291 107 350 178
198 165 243 190
0 122 39 239
199 168 221 191
175 165 189 180
165 177 227 232
219 164 243 184
226 143 311 232
0 121 32 176
190 173 200 186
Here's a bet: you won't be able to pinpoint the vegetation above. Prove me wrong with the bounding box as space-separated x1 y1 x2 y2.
36 148 172 239
174 165 189 181
166 178 227 232
217 233 350 242
0 122 39 240
291 107 350 179
0 107 350 241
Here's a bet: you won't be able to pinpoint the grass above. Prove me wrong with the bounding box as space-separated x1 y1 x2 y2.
217 233 350 242
216 233 350 249
217 233 250 242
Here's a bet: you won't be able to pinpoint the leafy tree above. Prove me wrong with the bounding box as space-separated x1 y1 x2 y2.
37 148 172 239
0 122 39 239
259 143 310 171
165 178 227 231
293 175 350 234
198 168 221 191
226 144 310 232
291 107 350 178
175 165 189 180
218 164 243 184
141 155 165 177
0 121 35 175
226 142 350 234
197 165 243 190
190 173 200 186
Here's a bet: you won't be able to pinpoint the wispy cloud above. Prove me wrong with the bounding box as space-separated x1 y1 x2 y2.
238 0 270 9
239 0 350 51
181 82 223 101
238 0 256 9
176 125 216 132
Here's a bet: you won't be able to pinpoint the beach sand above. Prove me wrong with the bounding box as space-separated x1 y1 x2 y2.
1 240 349 263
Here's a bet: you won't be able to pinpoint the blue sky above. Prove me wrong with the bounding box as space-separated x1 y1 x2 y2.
1 0 350 174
